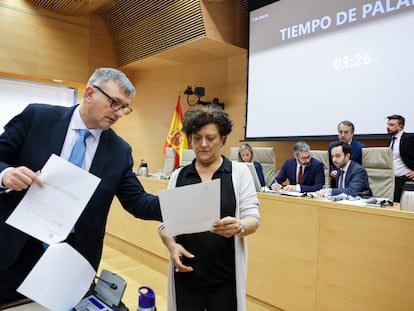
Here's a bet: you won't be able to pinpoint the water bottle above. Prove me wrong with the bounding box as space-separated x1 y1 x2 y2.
138 162 149 177
400 181 414 212
137 286 156 311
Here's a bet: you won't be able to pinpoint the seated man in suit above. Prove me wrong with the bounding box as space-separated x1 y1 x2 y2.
328 120 365 186
317 141 372 197
270 141 324 193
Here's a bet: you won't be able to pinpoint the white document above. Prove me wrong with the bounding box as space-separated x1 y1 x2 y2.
18 242 96 311
159 179 221 236
6 154 101 245
265 188 305 197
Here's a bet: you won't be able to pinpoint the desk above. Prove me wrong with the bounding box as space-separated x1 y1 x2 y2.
106 177 414 311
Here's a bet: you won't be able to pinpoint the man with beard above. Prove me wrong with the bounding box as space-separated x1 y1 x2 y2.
386 114 414 202
317 141 372 197
270 141 324 193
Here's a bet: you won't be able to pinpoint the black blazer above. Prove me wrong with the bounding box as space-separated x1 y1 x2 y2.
399 132 414 171
0 104 161 270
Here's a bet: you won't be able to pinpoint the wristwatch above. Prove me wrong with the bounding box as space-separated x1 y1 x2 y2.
237 220 245 236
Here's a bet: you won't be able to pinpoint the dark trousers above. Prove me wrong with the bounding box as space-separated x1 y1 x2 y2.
175 278 237 311
0 238 44 305
394 175 410 203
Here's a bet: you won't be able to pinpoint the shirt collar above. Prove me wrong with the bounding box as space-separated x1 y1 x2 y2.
342 160 351 173
70 105 102 139
394 131 403 139
183 156 231 177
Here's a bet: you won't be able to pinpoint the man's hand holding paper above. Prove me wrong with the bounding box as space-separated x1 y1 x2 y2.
6 154 101 245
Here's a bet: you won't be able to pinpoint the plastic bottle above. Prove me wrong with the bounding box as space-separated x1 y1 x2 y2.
137 286 156 311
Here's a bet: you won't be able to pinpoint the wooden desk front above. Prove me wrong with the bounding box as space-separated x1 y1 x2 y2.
106 177 414 310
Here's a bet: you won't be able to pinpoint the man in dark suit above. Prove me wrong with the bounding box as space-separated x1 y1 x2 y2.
386 114 414 202
328 120 365 186
0 68 162 304
317 142 372 197
270 141 325 193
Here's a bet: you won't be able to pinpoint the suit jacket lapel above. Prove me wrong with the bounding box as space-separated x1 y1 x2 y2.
90 130 110 176
345 161 355 187
48 105 77 156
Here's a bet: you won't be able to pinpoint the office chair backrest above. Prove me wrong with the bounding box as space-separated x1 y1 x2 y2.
162 147 176 176
181 149 196 166
311 150 330 186
230 147 276 186
362 147 394 200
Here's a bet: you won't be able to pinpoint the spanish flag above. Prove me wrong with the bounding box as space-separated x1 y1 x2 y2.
164 96 188 169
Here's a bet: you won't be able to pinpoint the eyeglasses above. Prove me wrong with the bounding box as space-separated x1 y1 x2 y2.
92 85 133 115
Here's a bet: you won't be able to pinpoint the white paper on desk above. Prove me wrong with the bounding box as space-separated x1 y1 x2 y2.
159 179 220 236
268 189 305 197
18 242 96 311
6 154 101 245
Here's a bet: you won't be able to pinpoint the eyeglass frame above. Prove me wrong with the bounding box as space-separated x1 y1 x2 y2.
92 85 133 115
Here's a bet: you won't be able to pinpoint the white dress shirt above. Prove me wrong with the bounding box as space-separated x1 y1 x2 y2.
391 131 410 177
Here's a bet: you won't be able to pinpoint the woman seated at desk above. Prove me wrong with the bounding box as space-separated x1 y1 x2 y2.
238 143 266 187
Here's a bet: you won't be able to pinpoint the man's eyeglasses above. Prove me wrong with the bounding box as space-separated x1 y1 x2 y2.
92 85 133 115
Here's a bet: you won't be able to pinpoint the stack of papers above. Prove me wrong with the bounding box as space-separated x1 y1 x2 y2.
362 197 394 207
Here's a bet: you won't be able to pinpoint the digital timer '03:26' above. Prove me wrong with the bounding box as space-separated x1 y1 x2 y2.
333 52 372 70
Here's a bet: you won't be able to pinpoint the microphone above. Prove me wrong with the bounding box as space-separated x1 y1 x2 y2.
95 276 118 290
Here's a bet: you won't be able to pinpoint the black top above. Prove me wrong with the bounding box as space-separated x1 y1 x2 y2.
174 156 236 288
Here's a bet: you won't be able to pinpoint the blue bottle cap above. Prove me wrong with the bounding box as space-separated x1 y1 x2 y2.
139 286 155 308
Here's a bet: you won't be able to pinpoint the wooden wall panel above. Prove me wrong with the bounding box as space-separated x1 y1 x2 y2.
36 22 90 80
247 195 319 310
316 208 414 311
116 58 232 173
201 0 247 48
0 0 116 82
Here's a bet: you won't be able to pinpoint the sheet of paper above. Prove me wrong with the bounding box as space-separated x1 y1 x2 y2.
265 188 305 197
17 242 96 311
159 179 220 236
6 154 101 245
279 191 306 197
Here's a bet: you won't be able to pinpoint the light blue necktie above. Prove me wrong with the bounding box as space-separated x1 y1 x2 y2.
69 129 91 167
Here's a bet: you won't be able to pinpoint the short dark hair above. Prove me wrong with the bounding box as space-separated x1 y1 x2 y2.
387 114 405 126
338 120 355 132
331 141 352 156
183 106 233 143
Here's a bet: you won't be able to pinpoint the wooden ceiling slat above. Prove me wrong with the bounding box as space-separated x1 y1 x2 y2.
29 0 248 68
101 0 205 66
